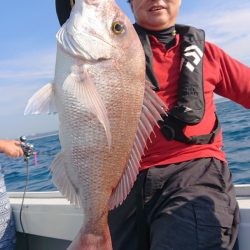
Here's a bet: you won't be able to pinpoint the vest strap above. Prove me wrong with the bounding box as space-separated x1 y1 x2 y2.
134 23 220 145
159 114 220 145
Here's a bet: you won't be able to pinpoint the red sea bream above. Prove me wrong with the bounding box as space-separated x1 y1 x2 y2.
24 0 166 249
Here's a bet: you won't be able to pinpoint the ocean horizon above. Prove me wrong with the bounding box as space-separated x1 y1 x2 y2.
1 98 250 192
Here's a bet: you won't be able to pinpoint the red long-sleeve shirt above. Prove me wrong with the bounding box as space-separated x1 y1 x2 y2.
140 34 250 171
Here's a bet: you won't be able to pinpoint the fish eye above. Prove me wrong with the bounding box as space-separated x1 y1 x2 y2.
111 21 125 35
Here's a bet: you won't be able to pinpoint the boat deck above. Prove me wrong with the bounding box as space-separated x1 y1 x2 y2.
9 184 250 250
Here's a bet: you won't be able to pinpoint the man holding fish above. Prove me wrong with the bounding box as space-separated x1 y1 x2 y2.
44 0 250 249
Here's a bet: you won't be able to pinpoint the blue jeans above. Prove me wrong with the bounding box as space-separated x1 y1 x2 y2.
0 170 16 250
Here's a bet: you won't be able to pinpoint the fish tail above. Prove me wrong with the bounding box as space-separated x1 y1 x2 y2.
67 224 113 250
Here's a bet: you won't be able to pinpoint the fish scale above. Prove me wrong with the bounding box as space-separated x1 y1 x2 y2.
24 0 166 249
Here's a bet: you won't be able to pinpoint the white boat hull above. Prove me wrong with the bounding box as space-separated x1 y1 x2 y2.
9 184 250 250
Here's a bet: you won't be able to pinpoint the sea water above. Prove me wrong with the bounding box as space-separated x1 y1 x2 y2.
1 99 250 192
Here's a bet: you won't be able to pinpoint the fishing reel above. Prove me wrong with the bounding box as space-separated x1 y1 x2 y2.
20 136 34 162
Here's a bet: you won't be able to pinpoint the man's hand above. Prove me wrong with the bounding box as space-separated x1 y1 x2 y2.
0 140 24 158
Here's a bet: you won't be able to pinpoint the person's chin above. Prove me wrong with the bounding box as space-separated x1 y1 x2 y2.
147 19 169 29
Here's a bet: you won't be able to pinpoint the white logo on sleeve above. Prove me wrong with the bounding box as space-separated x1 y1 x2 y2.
183 45 203 72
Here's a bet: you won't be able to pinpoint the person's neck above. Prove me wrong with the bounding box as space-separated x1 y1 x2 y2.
136 24 176 48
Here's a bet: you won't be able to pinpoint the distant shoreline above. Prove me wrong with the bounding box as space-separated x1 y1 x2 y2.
26 130 59 140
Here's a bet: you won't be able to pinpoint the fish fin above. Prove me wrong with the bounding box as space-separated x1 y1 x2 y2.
24 83 57 115
50 152 81 207
63 67 112 149
108 81 167 210
67 224 112 250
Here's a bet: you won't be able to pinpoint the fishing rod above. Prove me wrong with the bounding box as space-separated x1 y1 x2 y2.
19 135 35 250
18 135 59 249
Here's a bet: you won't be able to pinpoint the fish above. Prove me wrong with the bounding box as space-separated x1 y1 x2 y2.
24 0 166 249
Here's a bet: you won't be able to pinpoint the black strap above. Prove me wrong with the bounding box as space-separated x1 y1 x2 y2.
136 172 149 250
55 0 72 26
134 24 160 91
173 24 206 125
159 113 221 145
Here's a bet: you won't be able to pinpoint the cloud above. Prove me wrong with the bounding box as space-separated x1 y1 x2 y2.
178 1 250 64
0 49 56 83
0 84 59 139
0 49 56 115
1 113 58 140
1 0 249 138
0 49 58 138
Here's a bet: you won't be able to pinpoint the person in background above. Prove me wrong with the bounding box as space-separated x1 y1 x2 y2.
0 139 23 249
55 0 250 249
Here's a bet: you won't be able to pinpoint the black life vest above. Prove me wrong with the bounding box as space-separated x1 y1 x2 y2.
134 24 220 145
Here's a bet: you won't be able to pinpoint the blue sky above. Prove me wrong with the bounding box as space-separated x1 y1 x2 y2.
0 0 250 139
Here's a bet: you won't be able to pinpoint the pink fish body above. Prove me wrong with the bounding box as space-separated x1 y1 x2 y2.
24 0 166 249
